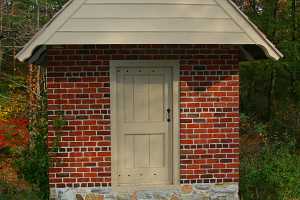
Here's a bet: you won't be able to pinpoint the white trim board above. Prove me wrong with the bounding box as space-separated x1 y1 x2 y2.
16 0 283 62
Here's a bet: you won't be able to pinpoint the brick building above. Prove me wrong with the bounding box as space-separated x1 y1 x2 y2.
17 0 282 199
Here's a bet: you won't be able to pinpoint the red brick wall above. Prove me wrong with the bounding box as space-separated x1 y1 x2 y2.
47 44 240 188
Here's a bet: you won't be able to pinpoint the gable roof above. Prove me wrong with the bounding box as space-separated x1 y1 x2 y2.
16 0 283 62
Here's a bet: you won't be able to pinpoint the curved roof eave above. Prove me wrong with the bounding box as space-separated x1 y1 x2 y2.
16 0 283 62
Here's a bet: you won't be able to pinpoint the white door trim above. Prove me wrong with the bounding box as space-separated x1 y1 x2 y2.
110 60 180 187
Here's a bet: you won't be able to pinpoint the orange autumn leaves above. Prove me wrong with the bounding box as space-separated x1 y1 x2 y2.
0 119 29 150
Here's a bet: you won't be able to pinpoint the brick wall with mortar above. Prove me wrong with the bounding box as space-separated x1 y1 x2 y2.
47 44 240 190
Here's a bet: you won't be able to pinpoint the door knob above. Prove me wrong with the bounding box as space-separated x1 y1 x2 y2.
166 108 171 122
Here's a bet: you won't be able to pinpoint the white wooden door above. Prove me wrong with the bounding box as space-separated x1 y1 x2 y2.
116 67 172 185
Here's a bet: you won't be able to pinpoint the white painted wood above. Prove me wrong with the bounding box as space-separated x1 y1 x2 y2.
149 76 165 121
150 134 165 167
125 135 134 169
111 61 118 186
134 135 150 168
172 63 180 185
110 60 180 187
116 66 172 185
85 0 217 5
48 32 253 44
132 75 148 121
60 18 243 32
16 0 283 62
72 4 229 19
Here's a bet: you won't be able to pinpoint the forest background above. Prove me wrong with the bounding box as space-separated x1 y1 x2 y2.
0 0 299 199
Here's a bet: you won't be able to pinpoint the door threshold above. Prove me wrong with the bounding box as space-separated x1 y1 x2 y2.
113 184 180 193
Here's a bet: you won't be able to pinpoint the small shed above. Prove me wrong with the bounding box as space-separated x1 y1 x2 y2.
17 0 282 199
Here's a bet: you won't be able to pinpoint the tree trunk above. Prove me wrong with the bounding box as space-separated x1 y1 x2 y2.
0 0 2 72
267 66 277 120
292 0 296 41
271 0 280 41
35 0 40 30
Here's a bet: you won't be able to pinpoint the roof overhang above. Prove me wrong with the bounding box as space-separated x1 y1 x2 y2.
16 0 283 63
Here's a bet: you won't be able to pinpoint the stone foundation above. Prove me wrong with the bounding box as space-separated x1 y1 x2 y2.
50 183 239 200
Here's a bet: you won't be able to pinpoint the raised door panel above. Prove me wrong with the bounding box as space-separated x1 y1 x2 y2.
133 75 149 122
149 75 165 122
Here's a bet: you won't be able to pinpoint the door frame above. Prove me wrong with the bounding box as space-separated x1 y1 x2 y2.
110 60 180 187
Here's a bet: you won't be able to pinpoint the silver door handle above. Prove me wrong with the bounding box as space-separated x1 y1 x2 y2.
166 108 171 122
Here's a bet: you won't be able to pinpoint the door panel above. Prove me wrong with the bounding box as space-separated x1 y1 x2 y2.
123 76 134 122
149 76 164 121
116 67 172 185
149 134 165 167
133 75 148 121
134 134 150 168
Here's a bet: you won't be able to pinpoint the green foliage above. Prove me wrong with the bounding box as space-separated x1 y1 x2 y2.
0 75 28 119
265 106 300 147
240 0 300 118
240 113 267 137
240 60 300 120
0 181 40 200
51 112 67 152
52 117 67 129
0 0 68 74
13 91 49 200
240 1 300 199
240 145 300 200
